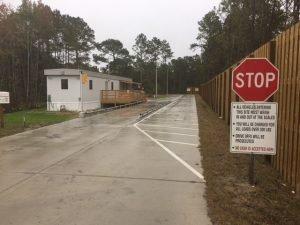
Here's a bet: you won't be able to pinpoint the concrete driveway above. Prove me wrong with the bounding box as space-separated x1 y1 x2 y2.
0 95 211 225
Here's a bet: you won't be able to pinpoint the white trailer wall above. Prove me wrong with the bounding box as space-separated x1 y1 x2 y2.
47 76 81 111
45 69 131 112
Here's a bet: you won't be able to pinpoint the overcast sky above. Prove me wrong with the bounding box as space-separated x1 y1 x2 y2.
3 0 221 58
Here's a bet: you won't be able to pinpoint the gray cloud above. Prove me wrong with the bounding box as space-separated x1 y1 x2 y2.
2 0 221 58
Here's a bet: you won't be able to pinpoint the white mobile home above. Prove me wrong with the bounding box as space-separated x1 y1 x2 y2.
45 69 132 111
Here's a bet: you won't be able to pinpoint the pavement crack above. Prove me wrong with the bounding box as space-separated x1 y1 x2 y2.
14 171 205 184
0 130 121 197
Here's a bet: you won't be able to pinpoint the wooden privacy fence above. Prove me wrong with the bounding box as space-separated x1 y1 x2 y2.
199 22 300 193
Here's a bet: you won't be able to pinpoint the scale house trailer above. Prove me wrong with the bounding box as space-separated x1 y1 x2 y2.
45 69 132 112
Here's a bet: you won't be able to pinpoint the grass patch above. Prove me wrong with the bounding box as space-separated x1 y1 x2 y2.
0 108 77 138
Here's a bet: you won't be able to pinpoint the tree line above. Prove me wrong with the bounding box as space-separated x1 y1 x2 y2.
0 0 195 110
0 0 299 110
191 0 299 83
0 0 96 110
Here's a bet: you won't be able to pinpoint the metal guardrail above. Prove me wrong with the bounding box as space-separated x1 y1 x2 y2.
138 96 182 120
79 100 144 118
138 103 169 119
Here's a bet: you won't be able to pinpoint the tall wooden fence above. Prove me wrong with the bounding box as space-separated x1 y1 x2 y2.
199 22 300 193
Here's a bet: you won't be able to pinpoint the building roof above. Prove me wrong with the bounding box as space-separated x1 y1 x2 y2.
44 68 132 82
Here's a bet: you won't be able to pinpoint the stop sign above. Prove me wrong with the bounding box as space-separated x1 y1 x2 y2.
232 58 279 101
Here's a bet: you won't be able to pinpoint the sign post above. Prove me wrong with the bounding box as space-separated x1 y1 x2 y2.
0 106 4 128
0 92 10 128
249 153 255 185
231 58 279 186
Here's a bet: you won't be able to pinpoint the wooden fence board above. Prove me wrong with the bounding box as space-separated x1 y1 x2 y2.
218 74 222 117
215 77 218 113
221 72 226 119
288 23 299 186
277 32 285 173
218 75 222 117
282 28 290 180
294 23 300 191
217 76 219 113
285 25 294 182
216 76 218 114
279 30 287 176
273 34 281 169
225 70 230 124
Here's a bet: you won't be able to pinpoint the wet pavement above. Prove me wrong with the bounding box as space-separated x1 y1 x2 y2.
0 95 211 225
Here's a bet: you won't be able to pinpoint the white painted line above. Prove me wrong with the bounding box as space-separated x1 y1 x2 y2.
147 121 199 125
134 124 204 181
138 123 198 131
156 139 198 147
153 114 197 116
141 120 197 124
137 95 183 124
143 130 198 137
134 96 205 182
142 121 199 126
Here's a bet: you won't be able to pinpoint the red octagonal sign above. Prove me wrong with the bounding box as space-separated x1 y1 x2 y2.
232 58 279 102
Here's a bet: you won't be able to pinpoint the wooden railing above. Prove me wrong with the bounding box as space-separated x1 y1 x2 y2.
199 22 300 193
100 90 146 105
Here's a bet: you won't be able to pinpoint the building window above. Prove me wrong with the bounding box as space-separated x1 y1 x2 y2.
61 79 68 90
89 80 93 90
111 82 114 90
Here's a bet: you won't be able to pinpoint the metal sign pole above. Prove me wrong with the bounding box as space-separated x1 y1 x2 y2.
155 63 158 98
0 105 4 128
249 153 255 186
231 58 279 188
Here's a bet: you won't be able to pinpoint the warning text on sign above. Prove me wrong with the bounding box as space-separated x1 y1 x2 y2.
0 92 10 104
230 102 277 155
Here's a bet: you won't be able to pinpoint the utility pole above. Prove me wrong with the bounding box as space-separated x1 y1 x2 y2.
166 66 169 96
26 20 30 104
155 63 158 98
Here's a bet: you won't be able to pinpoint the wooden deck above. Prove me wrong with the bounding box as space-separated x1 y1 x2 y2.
101 90 146 106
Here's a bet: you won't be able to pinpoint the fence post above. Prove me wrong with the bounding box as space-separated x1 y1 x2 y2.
265 40 277 164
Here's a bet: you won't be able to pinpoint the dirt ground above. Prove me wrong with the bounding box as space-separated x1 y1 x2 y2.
195 96 300 225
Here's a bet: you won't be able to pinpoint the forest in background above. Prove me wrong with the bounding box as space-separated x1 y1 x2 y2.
192 0 299 83
0 0 299 110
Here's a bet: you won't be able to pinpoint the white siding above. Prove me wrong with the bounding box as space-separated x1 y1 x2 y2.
46 69 125 112
111 80 120 90
82 76 104 111
81 77 120 111
47 76 80 111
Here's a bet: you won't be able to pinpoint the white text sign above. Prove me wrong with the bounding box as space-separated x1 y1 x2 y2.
0 92 9 104
230 102 277 155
